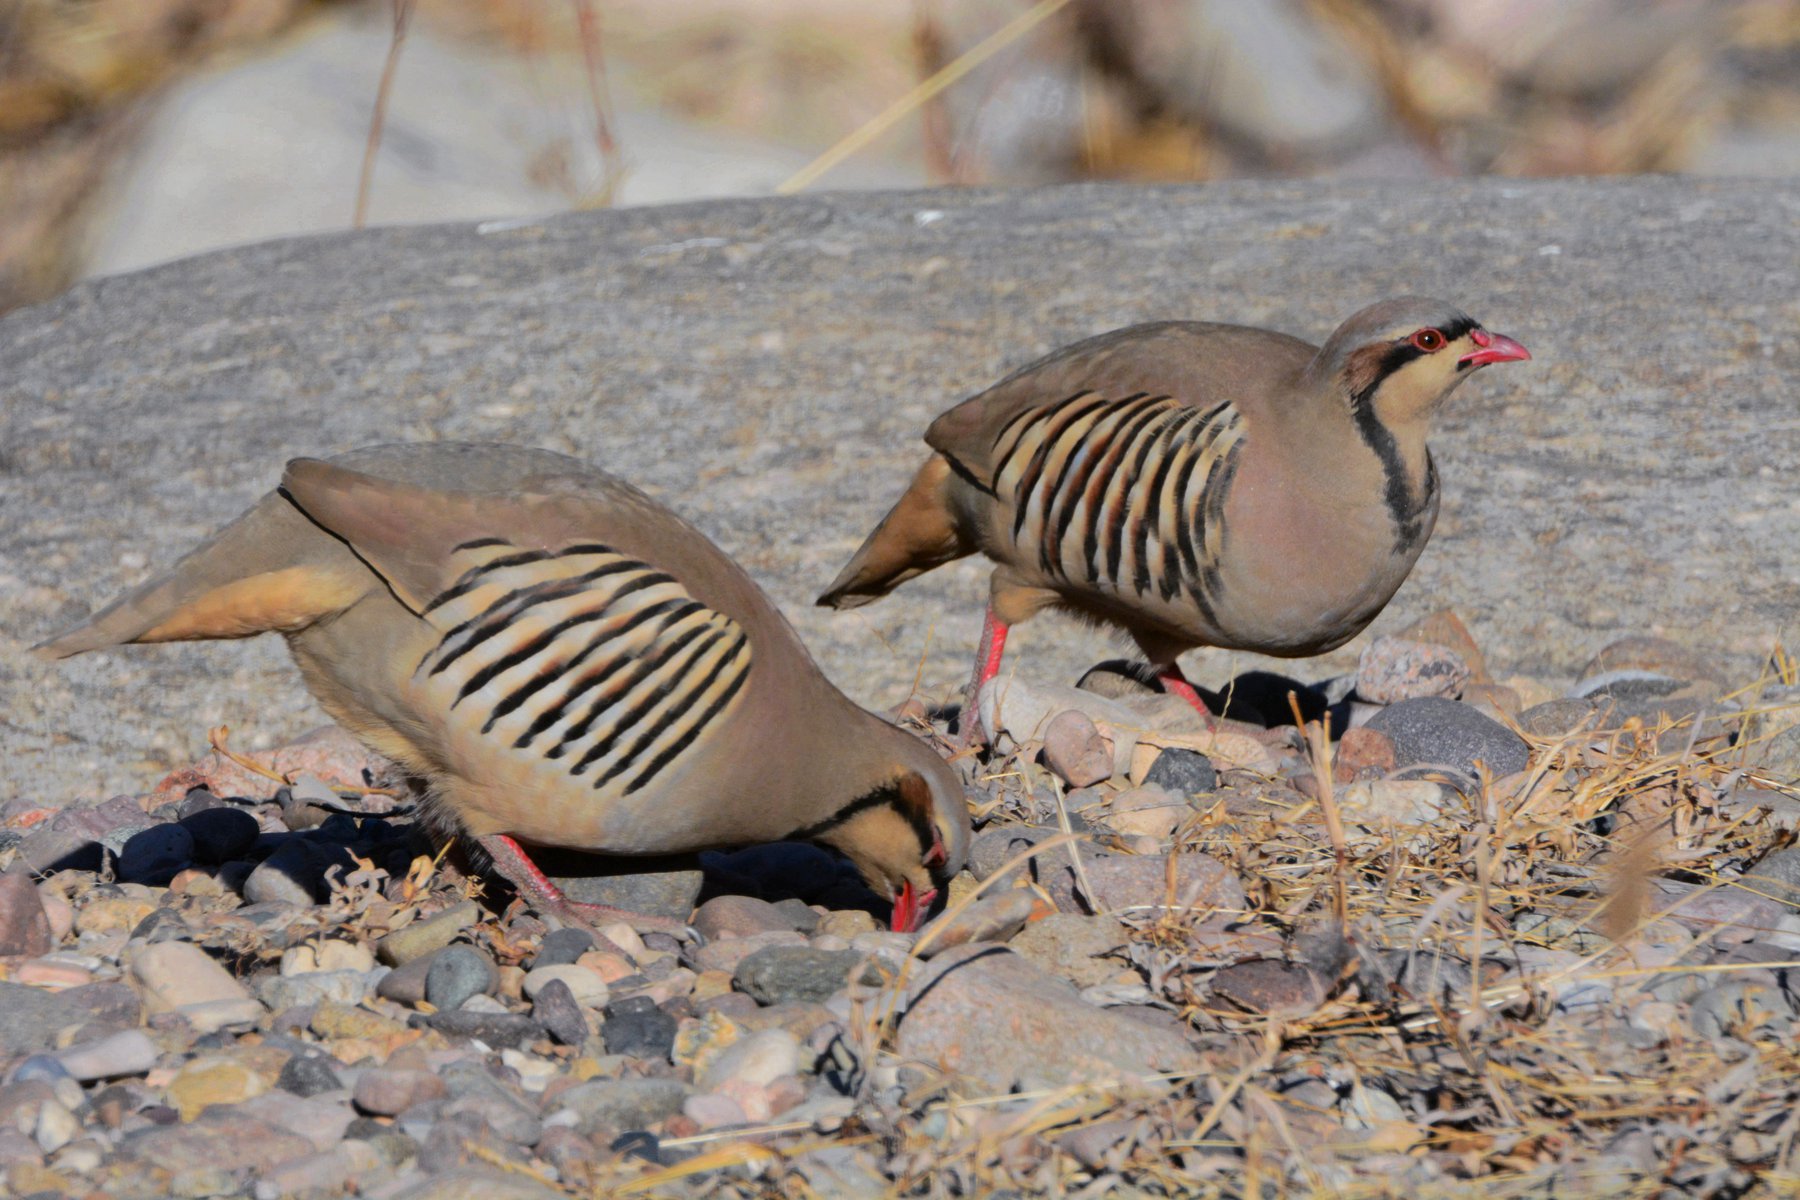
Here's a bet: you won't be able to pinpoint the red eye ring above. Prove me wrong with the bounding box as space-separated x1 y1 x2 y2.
1411 328 1446 352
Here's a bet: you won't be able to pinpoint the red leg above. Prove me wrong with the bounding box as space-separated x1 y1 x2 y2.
962 604 1010 745
1156 662 1216 724
479 834 693 940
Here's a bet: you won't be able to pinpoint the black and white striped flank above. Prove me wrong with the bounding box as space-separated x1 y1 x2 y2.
990 391 1247 623
414 539 751 796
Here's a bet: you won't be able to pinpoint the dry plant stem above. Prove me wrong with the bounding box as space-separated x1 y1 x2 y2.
777 0 1078 194
207 724 286 787
1288 693 1347 927
1051 775 1097 920
355 0 415 229
207 723 395 798
910 0 957 183
570 0 624 206
1467 788 1491 1038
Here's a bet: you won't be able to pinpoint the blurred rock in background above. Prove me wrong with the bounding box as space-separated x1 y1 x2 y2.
2 0 1798 314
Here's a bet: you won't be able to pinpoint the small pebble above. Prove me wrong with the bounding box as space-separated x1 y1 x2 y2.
1364 697 1530 780
697 1028 800 1092
276 1055 344 1099
1042 710 1115 788
532 979 590 1046
260 969 376 1011
33 1100 79 1154
692 895 800 941
354 1067 449 1117
243 841 323 906
0 873 55 957
1356 635 1471 703
376 953 438 1005
579 948 644 984
734 946 868 1006
682 1092 748 1130
131 941 263 1028
1143 747 1217 797
376 901 481 966
14 960 91 990
422 1010 543 1049
533 927 596 968
523 963 609 1007
167 1056 268 1121
53 1031 158 1082
601 996 678 1060
424 944 497 1012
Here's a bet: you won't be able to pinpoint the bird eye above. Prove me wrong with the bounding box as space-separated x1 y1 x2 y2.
1411 328 1446 352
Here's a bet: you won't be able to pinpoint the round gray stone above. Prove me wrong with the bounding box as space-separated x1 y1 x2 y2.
1364 697 1530 779
424 945 496 1013
733 946 868 1006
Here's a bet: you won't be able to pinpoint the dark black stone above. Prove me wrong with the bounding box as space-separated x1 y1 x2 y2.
1143 748 1217 797
277 1054 344 1098
610 1131 663 1165
532 978 589 1046
533 928 595 969
420 1011 544 1050
600 996 677 1060
178 807 261 865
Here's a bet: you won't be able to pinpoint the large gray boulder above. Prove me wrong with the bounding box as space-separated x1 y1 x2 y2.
2 180 1793 800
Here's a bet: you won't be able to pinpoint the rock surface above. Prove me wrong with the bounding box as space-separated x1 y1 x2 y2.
896 945 1201 1091
5 179 1793 796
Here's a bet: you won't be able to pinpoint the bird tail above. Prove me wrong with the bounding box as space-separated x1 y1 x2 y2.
32 494 370 660
817 454 970 610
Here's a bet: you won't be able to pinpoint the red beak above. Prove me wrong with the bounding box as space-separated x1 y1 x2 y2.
1459 330 1530 369
891 881 938 933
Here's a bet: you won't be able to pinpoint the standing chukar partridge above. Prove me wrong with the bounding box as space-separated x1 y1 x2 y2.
818 297 1530 731
36 444 970 934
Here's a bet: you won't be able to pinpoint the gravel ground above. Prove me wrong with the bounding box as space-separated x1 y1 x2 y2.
0 625 1797 1196
3 178 1798 801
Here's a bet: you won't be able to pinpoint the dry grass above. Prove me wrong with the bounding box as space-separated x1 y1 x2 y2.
516 659 1800 1197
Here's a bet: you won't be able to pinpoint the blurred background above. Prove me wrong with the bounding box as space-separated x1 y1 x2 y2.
2 0 1797 316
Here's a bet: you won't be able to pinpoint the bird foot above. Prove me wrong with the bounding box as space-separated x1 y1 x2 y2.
478 834 699 943
1155 666 1219 730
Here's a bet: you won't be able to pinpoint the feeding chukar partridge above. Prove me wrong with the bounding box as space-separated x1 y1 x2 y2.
818 297 1530 728
37 444 969 933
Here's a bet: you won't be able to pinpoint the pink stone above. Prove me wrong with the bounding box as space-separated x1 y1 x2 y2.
14 960 91 989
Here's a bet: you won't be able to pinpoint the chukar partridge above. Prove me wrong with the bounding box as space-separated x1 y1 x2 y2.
37 444 970 934
818 297 1530 726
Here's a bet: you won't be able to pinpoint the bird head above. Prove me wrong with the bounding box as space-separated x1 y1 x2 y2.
813 748 970 934
1313 296 1531 428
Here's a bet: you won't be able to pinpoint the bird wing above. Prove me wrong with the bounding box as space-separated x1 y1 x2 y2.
925 321 1313 487
281 458 754 797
